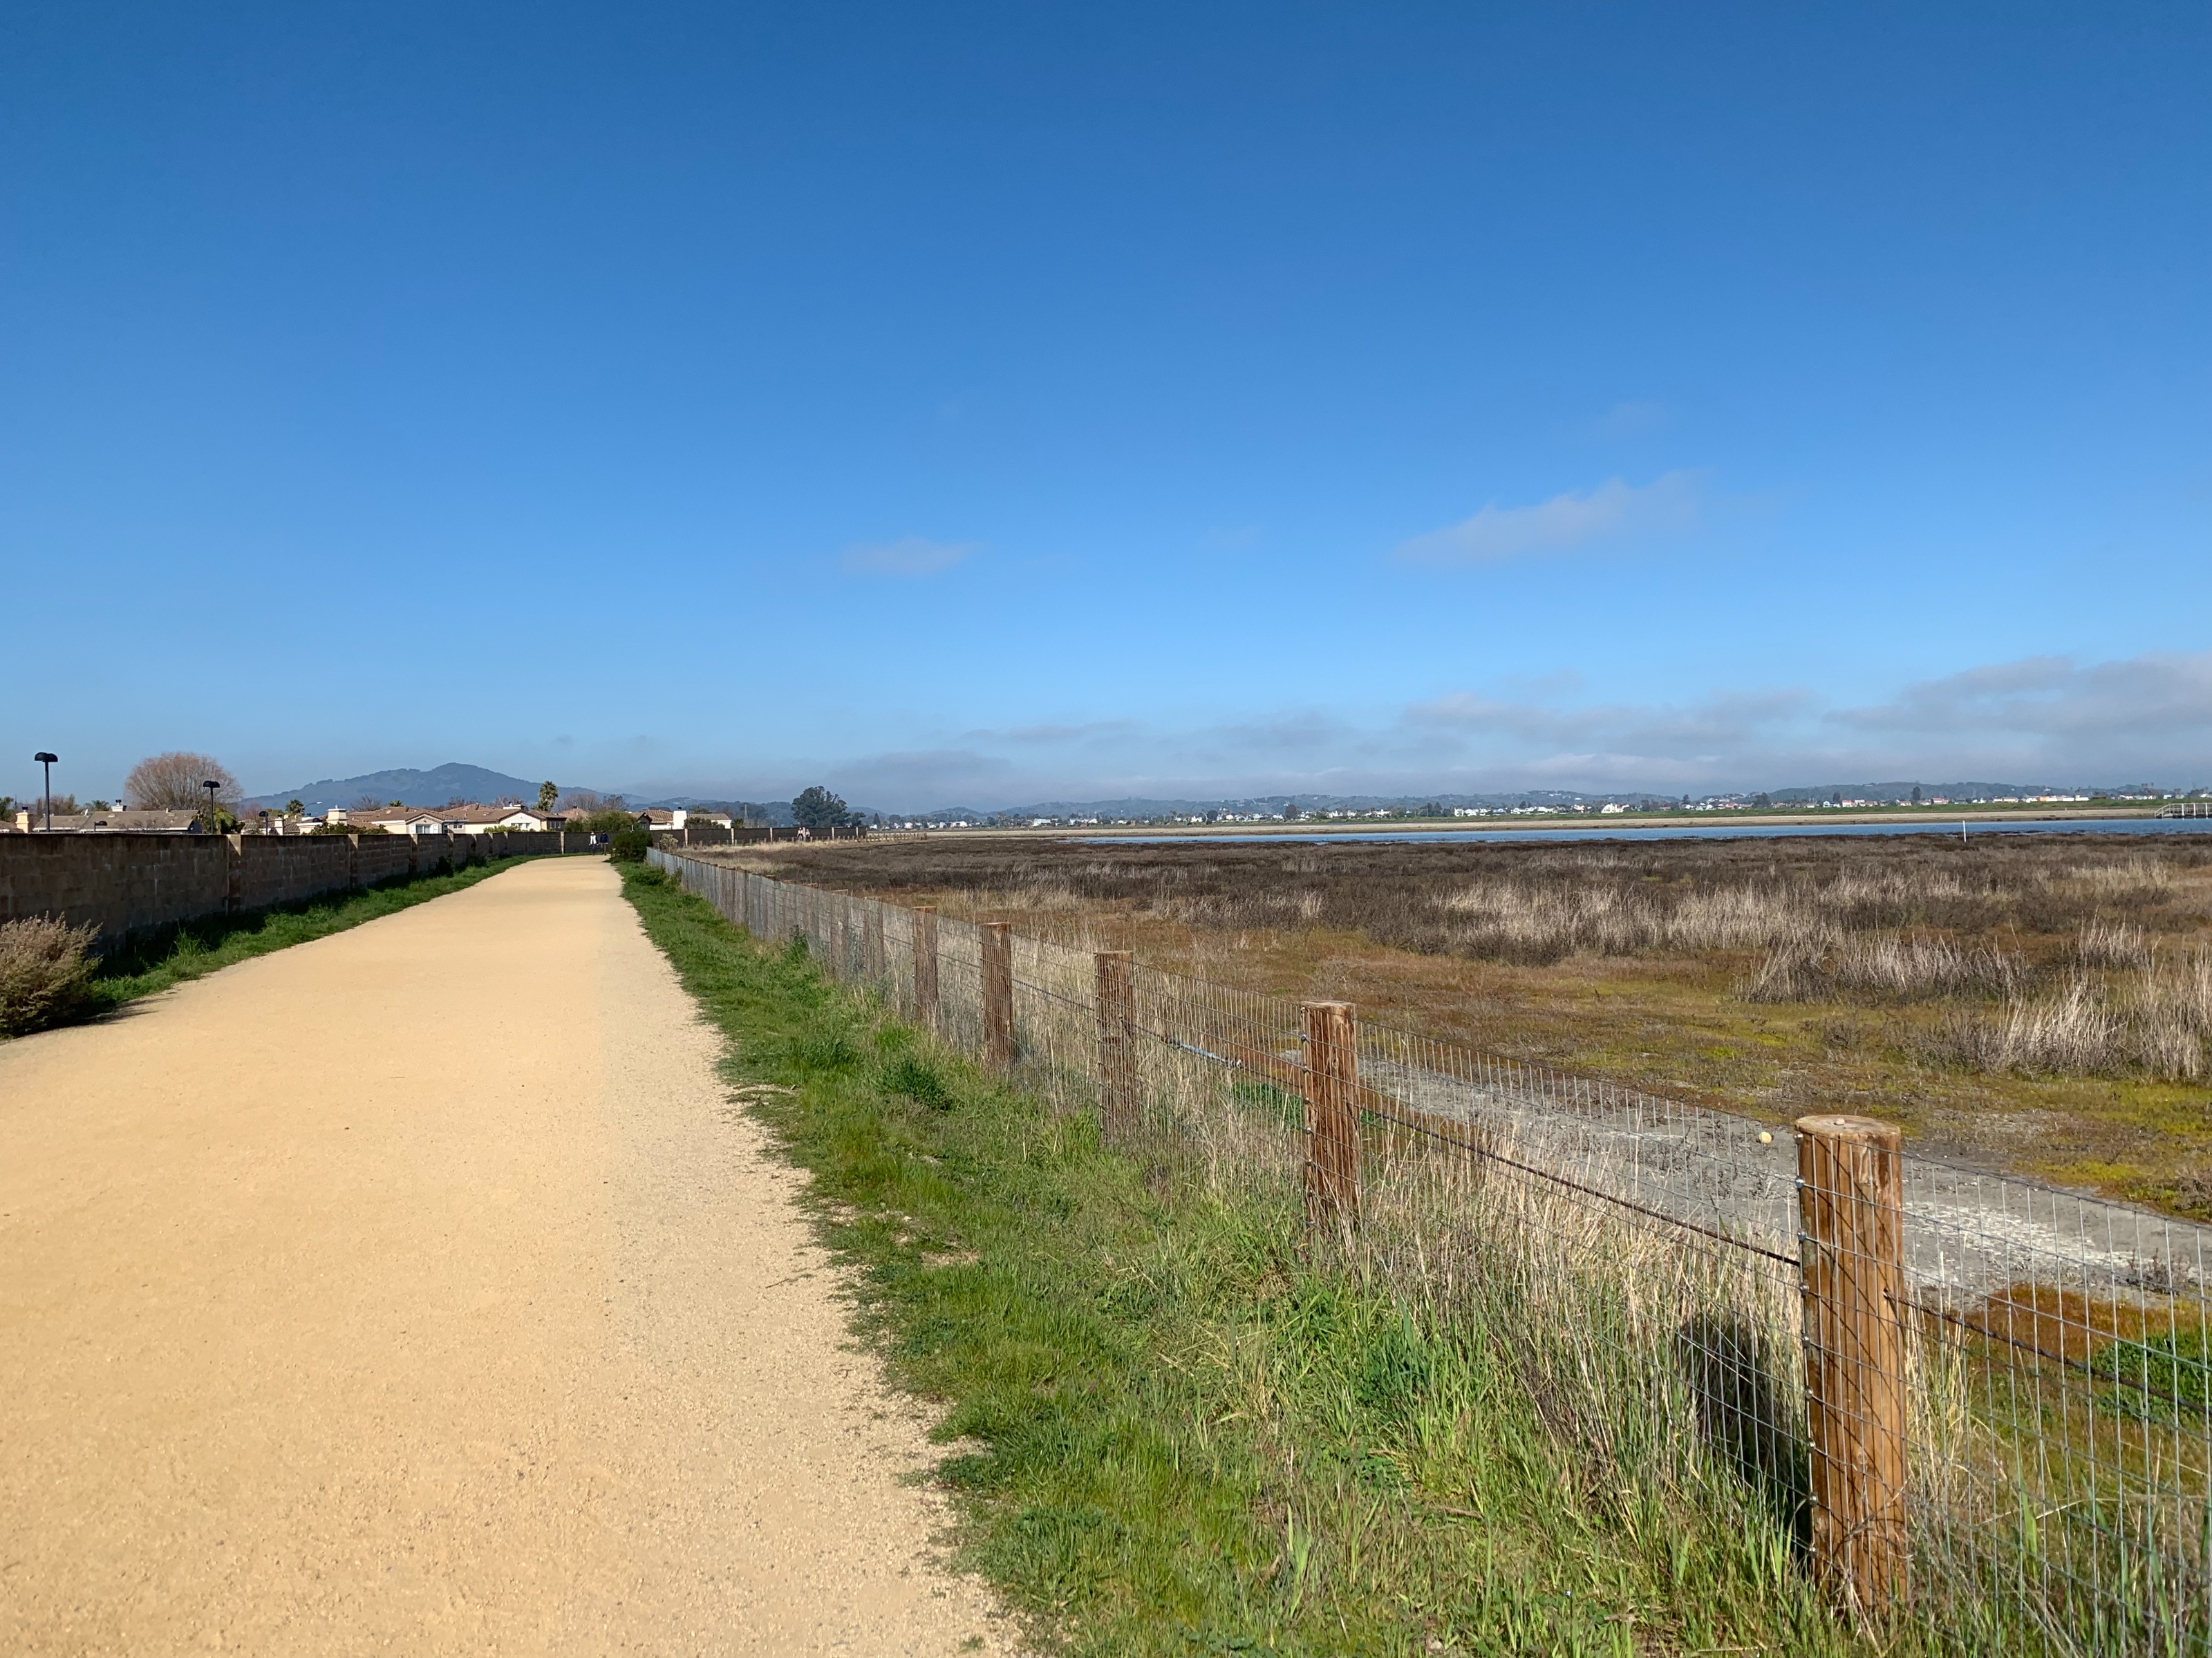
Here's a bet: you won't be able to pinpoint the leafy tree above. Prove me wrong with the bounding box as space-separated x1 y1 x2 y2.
537 780 558 811
792 785 854 831
126 751 240 811
285 799 306 817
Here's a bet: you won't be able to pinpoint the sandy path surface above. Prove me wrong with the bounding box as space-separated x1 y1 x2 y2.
1 857 1010 1656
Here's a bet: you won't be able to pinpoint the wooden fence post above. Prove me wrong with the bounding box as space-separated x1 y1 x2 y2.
913 906 939 1028
1796 1114 1909 1617
863 905 884 984
982 921 1013 1069
1095 951 1136 1144
1301 1002 1360 1227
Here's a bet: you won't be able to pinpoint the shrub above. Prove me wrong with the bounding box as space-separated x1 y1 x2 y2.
608 829 652 863
0 916 101 1036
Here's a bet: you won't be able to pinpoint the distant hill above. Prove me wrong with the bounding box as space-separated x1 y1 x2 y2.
250 763 568 813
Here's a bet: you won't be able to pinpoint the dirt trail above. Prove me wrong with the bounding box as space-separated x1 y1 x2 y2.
1 857 1009 1656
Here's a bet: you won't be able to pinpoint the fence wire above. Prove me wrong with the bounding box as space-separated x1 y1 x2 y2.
655 849 2212 1655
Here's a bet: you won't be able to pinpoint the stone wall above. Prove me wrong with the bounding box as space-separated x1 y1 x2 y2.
0 831 594 947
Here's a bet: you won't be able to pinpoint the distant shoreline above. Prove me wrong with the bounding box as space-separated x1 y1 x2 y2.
881 804 2177 840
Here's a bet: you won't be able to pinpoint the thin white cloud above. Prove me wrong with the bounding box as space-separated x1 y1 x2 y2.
840 536 979 576
959 720 1143 745
609 652 2212 811
1395 471 1702 566
1831 653 2212 742
1593 400 1676 440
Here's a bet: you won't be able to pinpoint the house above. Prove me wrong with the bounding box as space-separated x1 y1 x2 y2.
12 809 204 833
438 804 566 836
340 806 442 836
340 803 563 836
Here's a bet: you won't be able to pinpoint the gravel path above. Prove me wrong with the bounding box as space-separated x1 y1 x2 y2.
1 856 1010 1656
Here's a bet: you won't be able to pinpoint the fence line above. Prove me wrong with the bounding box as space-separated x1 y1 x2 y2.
653 847 2212 1655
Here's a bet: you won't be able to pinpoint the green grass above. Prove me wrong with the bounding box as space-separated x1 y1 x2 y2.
77 856 543 1017
620 863 1873 1657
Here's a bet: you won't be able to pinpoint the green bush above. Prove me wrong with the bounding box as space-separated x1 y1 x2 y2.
608 828 652 863
0 916 101 1036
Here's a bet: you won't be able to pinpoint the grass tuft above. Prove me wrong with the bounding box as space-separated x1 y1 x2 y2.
883 1052 956 1110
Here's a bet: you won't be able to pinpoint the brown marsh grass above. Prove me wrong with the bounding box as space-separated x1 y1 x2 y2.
733 831 2212 1212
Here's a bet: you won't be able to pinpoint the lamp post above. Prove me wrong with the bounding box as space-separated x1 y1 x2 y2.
33 751 57 831
203 779 221 833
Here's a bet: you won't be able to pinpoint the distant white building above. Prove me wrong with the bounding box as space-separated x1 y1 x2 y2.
11 809 203 833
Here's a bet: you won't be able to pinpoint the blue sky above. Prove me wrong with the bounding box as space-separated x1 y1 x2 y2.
4 3 2209 809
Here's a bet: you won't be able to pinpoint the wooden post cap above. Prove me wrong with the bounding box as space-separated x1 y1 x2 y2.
1794 1114 1902 1147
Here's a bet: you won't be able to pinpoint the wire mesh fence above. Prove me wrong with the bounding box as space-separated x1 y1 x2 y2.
654 848 2212 1655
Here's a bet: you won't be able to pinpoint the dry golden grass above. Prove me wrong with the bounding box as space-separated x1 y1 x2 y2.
727 831 2212 1214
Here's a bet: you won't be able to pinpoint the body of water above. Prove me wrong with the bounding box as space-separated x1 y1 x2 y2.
1085 816 2212 848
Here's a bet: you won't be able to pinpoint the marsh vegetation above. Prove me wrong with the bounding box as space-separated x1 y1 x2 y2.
737 832 2212 1214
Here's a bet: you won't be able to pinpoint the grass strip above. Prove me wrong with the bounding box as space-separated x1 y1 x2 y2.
80 856 543 1016
621 862 1862 1657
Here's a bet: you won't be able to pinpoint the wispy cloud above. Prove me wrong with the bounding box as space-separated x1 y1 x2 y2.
1199 524 1263 553
1395 471 1702 566
960 720 1142 745
612 652 2212 811
839 536 979 576
1830 654 2212 742
1593 399 1676 440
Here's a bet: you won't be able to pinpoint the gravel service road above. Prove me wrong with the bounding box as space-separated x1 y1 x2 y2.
1 856 1009 1656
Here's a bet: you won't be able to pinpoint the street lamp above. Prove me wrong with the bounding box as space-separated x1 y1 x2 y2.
203 779 221 831
32 752 57 831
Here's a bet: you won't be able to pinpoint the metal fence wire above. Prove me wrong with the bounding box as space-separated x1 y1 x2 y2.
653 849 2212 1655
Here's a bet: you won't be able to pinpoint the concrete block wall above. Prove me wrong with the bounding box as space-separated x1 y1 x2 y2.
0 830 592 947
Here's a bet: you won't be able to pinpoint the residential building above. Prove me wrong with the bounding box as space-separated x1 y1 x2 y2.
439 804 566 835
11 809 205 833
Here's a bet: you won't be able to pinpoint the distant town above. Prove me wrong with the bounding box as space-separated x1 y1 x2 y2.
9 756 2209 837
884 782 2206 831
